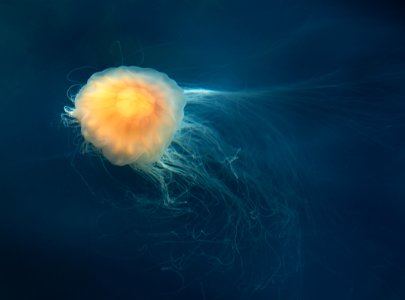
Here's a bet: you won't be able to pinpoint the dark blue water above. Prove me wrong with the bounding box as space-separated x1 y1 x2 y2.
1 0 404 299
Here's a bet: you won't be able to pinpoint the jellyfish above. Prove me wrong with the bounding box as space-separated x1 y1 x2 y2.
63 65 302 297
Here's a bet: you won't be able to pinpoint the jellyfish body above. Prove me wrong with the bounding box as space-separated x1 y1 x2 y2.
66 66 185 167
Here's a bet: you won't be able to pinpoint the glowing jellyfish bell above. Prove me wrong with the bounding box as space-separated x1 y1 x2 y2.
65 66 185 168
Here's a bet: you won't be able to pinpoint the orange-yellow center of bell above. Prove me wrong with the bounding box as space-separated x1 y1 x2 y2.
116 87 155 118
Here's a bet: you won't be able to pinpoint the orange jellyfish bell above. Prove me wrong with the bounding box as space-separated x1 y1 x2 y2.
66 66 185 167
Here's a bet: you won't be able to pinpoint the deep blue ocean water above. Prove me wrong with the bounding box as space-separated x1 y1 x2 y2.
1 0 405 299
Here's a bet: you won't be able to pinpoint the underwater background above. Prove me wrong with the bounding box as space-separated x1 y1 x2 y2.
1 0 405 299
